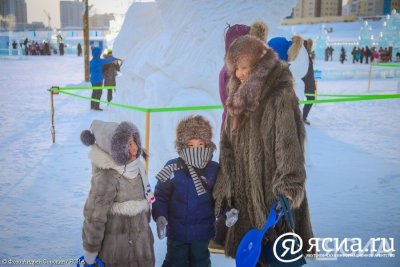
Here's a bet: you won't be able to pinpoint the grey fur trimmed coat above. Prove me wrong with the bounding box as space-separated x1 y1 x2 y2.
82 145 155 267
214 46 314 259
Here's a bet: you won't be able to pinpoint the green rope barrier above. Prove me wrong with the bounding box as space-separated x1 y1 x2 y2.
305 93 400 98
52 87 400 113
371 63 400 68
53 86 116 91
58 90 149 112
57 90 223 112
300 94 400 104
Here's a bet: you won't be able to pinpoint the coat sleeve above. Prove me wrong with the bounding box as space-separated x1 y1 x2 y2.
219 65 228 107
272 74 307 209
152 173 173 221
206 161 219 190
101 57 117 66
82 166 117 253
213 124 235 217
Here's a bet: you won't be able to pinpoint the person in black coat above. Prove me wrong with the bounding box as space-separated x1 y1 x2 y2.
59 42 64 56
77 43 82 57
302 39 317 125
23 38 29 55
340 46 346 64
365 46 372 64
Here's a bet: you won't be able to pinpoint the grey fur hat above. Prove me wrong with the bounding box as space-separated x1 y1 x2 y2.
175 115 216 152
80 120 144 165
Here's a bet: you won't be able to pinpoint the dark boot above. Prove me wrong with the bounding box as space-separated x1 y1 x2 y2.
107 89 112 103
94 102 103 111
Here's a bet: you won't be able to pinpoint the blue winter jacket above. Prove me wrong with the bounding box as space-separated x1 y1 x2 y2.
90 47 117 84
152 158 219 243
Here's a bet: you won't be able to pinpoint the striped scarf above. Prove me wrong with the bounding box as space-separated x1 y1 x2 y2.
156 147 214 196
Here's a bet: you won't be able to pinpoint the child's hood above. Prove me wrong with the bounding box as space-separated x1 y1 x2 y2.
80 120 143 166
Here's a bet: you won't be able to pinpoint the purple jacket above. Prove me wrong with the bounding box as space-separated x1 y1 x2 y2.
219 65 229 132
219 24 250 133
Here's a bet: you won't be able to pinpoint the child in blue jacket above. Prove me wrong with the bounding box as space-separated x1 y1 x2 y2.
89 47 117 110
152 115 219 267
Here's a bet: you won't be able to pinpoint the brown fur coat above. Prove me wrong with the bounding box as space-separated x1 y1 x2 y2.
214 47 314 259
82 145 155 267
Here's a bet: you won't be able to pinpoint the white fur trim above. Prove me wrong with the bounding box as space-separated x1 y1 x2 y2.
109 199 149 216
88 145 119 170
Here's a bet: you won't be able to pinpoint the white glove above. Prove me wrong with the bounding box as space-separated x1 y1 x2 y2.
225 208 239 227
84 251 98 265
156 216 168 240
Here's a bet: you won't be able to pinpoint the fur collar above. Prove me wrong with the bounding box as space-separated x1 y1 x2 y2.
88 145 156 204
88 145 119 170
226 48 280 118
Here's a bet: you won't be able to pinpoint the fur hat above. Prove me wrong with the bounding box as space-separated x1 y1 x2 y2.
249 21 269 42
80 120 144 165
225 35 268 74
304 38 313 54
225 24 251 53
225 35 279 131
175 115 216 152
287 35 304 61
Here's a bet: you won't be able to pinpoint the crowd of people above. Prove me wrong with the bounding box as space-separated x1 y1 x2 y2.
325 45 396 64
351 46 394 64
9 38 83 57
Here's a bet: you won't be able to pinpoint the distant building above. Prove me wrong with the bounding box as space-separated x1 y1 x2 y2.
89 13 115 29
60 0 83 28
0 0 27 30
320 0 343 16
293 0 342 18
384 0 400 14
359 0 384 16
346 0 398 16
24 21 46 30
342 2 352 15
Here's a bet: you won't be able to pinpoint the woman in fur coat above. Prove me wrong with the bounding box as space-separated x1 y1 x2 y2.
213 35 315 264
80 120 155 267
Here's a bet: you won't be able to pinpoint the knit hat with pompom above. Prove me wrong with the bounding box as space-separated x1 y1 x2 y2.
80 120 144 165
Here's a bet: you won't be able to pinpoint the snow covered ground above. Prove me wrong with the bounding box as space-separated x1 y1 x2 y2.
0 53 399 267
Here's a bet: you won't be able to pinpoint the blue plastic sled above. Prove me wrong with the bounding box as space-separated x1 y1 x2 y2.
235 202 283 267
77 255 105 267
